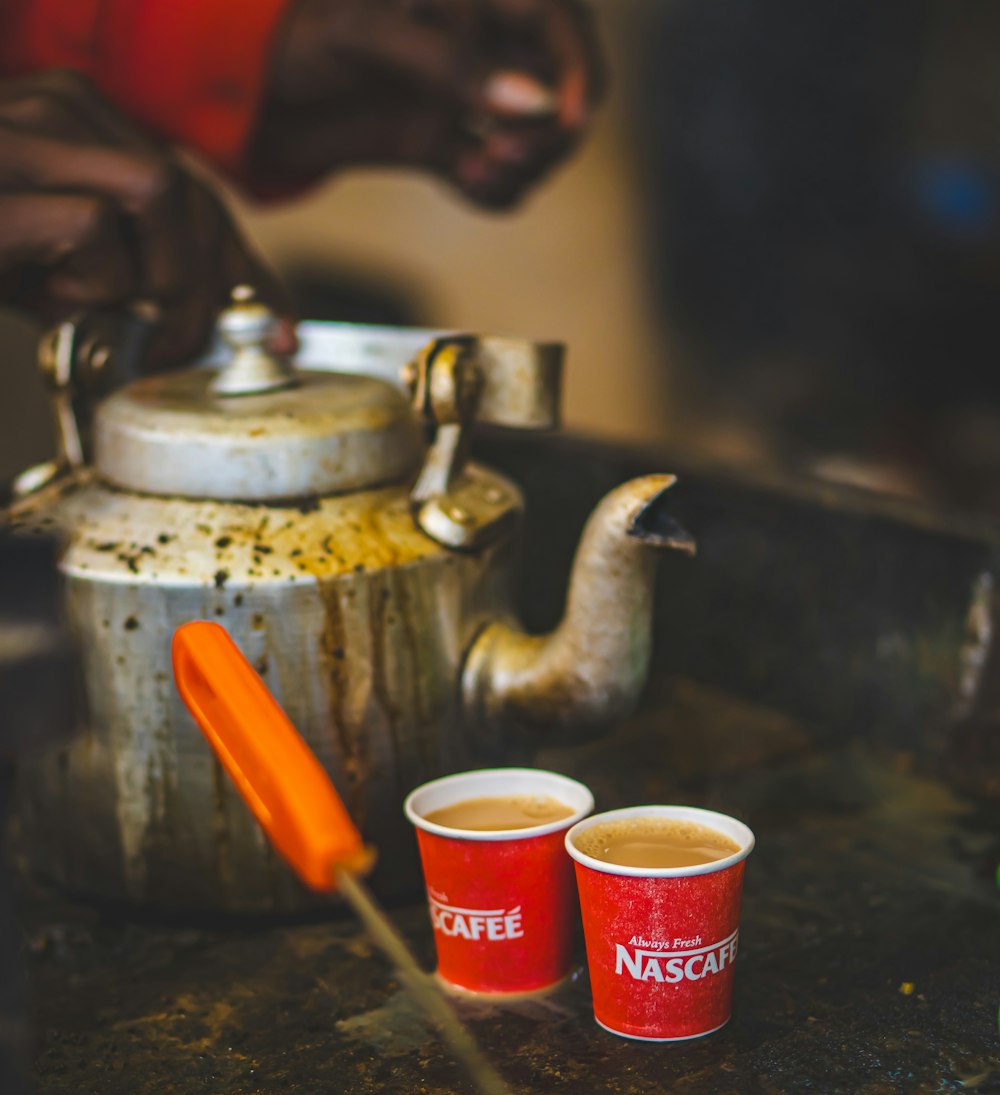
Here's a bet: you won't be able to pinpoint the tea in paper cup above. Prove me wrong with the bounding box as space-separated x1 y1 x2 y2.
566 805 754 1040
405 768 594 994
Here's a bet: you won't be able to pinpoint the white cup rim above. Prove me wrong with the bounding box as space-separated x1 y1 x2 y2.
404 767 594 842
565 805 755 877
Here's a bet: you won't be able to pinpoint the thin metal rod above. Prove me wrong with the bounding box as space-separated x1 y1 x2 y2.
335 868 512 1095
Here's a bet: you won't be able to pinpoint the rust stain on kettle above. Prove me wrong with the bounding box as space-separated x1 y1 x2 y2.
319 579 368 826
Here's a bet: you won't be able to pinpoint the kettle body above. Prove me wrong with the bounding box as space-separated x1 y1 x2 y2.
12 469 518 910
7 300 690 914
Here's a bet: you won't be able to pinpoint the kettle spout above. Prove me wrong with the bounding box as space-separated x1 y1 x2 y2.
462 475 694 741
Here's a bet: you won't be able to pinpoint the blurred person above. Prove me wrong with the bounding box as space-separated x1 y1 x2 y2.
0 0 603 369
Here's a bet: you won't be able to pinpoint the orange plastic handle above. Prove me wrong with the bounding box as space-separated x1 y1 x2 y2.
172 620 371 892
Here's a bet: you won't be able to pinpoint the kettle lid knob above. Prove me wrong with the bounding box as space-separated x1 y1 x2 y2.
212 286 296 396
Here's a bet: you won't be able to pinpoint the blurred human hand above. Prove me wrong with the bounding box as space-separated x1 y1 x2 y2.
255 0 605 208
0 70 293 371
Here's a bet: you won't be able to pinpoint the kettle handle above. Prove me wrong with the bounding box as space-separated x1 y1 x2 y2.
406 334 563 433
11 305 159 499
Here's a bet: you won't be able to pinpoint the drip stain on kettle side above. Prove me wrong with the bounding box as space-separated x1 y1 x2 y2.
319 578 368 827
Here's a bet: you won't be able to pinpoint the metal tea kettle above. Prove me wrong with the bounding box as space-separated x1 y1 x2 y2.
6 290 695 913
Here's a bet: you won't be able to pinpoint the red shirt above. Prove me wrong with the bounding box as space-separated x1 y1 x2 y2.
0 0 291 181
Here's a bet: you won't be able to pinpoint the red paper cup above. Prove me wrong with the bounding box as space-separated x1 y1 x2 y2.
566 805 754 1041
404 768 594 995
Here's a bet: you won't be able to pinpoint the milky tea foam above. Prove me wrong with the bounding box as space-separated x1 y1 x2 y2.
572 816 740 869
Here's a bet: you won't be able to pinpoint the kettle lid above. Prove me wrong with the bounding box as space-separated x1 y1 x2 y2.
93 290 423 501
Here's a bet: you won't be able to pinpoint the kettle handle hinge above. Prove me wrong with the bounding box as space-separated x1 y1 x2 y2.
405 335 534 556
10 305 159 500
407 336 481 504
406 336 506 551
405 333 561 550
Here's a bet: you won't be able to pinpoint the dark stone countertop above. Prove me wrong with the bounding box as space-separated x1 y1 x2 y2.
21 676 1000 1095
11 434 1000 1094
